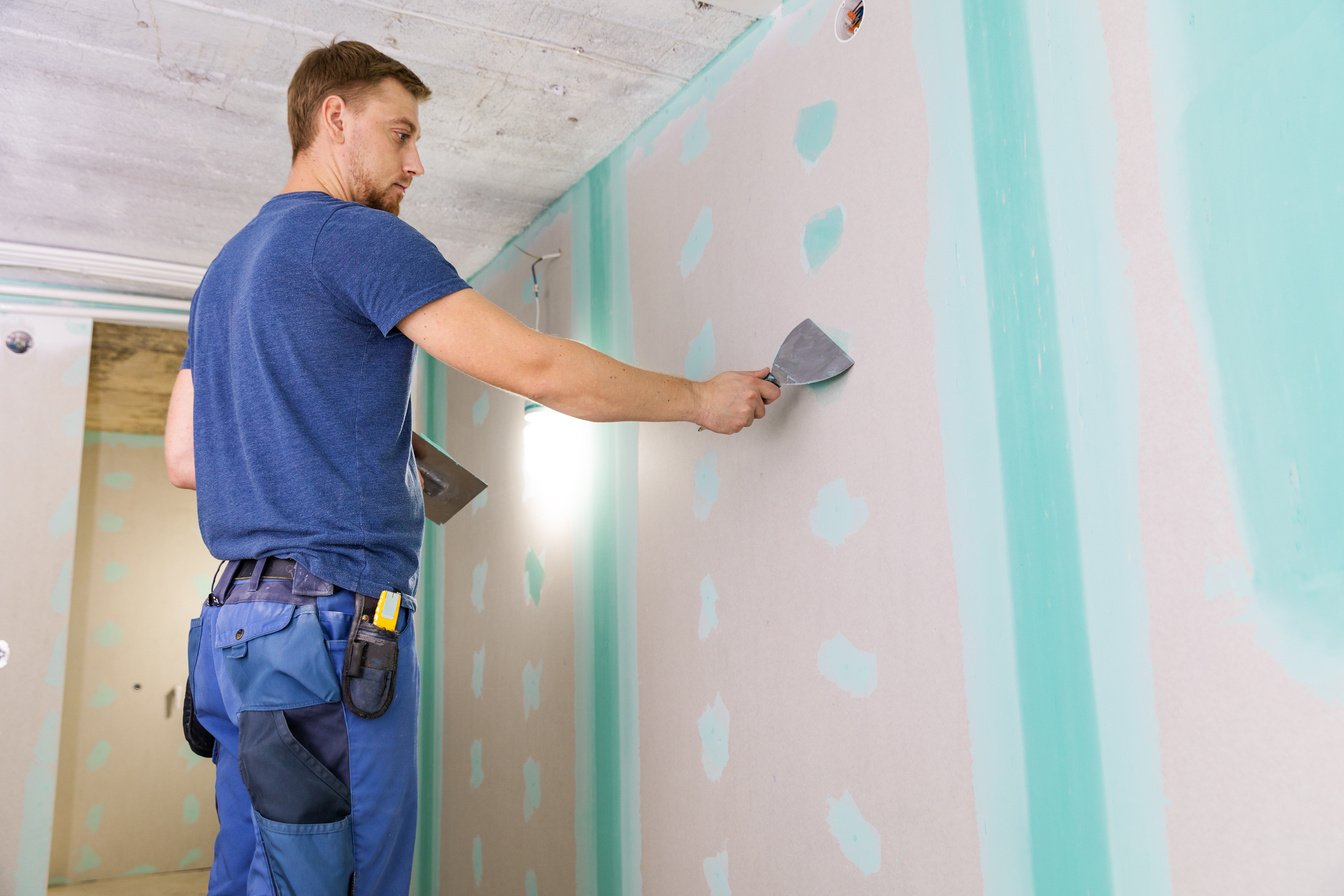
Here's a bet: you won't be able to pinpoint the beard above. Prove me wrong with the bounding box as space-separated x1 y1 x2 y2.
350 153 402 216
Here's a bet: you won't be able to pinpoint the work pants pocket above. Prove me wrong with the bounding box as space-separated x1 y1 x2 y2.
215 600 341 716
182 614 216 758
239 707 353 894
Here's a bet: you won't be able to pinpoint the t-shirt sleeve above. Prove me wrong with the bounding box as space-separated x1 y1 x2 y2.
181 286 198 369
311 205 471 336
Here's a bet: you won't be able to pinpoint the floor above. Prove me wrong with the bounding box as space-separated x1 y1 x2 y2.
49 869 210 895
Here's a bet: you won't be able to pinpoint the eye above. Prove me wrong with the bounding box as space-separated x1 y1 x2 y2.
394 131 411 143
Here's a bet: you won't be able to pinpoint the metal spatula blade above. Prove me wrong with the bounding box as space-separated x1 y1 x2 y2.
767 318 854 386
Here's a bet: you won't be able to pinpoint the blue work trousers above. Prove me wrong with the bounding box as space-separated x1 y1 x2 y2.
187 559 420 895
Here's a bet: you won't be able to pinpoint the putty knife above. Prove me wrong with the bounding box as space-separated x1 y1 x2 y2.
412 432 487 524
699 319 853 430
764 318 854 387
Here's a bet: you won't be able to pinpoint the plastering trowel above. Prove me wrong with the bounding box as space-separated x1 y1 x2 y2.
412 432 486 524
763 318 853 387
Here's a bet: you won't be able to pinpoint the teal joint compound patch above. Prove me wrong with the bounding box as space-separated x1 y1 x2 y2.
51 557 73 613
470 740 484 790
523 757 542 820
48 486 78 537
817 632 877 697
524 550 544 605
470 489 488 515
802 205 845 272
826 791 881 876
794 100 839 168
693 451 720 522
45 630 67 687
470 559 487 612
102 471 134 490
681 108 711 164
17 713 61 893
698 575 720 641
61 407 84 439
85 803 104 832
183 793 200 824
472 835 483 887
1150 0 1344 698
103 561 129 583
523 660 543 720
125 865 158 875
94 621 122 647
178 847 203 869
703 849 731 896
697 694 731 782
810 479 869 547
472 390 490 426
177 741 204 769
90 684 116 708
74 844 102 873
679 206 714 278
62 354 89 387
526 869 538 896
86 739 112 771
192 573 212 598
685 319 716 381
97 513 124 534
471 646 485 699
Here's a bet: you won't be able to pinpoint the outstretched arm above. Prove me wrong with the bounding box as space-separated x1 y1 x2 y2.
397 288 779 434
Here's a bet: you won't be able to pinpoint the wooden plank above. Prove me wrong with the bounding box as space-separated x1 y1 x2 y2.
85 322 185 435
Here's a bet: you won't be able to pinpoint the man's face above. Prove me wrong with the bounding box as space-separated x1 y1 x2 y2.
343 79 424 216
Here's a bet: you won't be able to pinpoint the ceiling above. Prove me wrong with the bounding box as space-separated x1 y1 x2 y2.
1 0 765 298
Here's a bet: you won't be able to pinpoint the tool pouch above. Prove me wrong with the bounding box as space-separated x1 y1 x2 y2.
182 679 217 758
341 596 399 720
183 614 216 758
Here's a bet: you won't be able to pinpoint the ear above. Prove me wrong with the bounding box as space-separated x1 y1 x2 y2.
319 94 348 145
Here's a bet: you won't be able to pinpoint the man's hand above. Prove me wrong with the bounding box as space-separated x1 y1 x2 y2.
694 369 781 434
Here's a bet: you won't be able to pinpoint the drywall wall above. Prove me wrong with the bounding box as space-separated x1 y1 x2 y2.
434 1 1344 893
0 314 91 895
47 433 217 884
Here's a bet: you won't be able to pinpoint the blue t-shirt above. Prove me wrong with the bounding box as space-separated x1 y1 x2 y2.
183 191 469 595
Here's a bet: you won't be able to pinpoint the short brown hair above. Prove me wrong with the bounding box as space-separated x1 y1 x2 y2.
287 40 431 161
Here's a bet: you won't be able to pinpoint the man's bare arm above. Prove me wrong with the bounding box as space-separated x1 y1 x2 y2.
398 288 778 434
165 368 196 489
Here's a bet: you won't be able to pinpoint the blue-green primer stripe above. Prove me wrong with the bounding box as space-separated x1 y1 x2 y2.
413 356 447 896
580 155 642 896
962 0 1113 892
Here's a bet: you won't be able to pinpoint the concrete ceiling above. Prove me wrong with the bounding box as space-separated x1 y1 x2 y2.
1 0 763 297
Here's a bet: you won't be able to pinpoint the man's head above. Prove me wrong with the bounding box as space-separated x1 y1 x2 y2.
287 41 431 215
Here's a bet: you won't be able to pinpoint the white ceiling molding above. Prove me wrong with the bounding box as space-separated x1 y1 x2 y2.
0 300 188 331
0 241 205 295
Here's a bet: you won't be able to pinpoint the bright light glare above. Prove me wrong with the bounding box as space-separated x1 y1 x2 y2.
522 405 593 527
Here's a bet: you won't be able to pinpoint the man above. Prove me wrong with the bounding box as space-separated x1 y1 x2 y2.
165 40 777 895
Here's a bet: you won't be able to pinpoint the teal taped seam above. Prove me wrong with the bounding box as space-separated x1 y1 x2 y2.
961 0 1113 891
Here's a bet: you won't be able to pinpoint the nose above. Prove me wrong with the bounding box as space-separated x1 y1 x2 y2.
405 144 425 178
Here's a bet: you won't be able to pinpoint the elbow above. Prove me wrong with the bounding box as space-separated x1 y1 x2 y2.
165 446 195 490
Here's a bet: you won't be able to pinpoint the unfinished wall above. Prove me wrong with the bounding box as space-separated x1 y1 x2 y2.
0 314 91 895
47 433 217 884
437 1 1344 893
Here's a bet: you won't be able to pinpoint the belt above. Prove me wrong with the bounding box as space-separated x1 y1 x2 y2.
233 558 298 580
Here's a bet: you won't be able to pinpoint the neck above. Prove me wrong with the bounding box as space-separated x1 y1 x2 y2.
283 153 353 202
